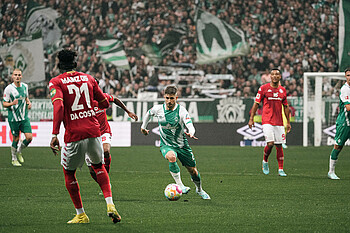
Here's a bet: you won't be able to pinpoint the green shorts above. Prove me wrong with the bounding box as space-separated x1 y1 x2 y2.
334 123 350 146
160 145 196 167
9 118 32 137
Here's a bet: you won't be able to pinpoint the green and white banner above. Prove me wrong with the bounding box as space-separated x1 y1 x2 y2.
0 32 45 82
25 0 62 52
339 0 350 71
96 39 130 70
195 9 249 64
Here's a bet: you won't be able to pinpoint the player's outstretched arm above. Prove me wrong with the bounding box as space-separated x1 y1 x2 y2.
113 97 138 121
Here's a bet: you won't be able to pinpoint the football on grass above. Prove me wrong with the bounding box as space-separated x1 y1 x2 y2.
164 183 182 201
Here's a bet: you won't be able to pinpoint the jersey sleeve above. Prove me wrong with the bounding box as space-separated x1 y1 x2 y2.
141 106 157 129
340 86 350 105
104 93 114 102
3 86 10 102
180 106 195 136
282 87 288 105
255 86 264 104
49 79 63 103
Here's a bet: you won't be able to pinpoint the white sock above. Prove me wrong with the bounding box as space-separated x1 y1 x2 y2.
17 142 26 153
11 147 17 160
192 179 202 192
170 171 184 187
329 156 337 173
76 208 85 215
105 196 113 205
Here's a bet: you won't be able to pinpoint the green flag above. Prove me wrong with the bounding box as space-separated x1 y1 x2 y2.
195 9 249 64
0 32 45 82
96 39 130 70
25 0 62 52
339 0 350 71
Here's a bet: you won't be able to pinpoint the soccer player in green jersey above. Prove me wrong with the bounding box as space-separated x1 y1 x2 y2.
328 68 350 180
141 85 210 200
2 69 33 166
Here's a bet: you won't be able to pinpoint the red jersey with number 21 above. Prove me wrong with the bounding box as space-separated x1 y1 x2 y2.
49 71 107 143
255 83 288 126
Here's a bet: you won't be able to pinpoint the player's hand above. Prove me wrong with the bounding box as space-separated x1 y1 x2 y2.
27 101 32 109
128 112 138 121
248 119 254 129
12 99 18 106
50 137 61 156
286 123 291 133
184 132 198 140
141 128 149 135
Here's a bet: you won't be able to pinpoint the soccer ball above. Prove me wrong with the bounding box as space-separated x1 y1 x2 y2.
164 183 182 201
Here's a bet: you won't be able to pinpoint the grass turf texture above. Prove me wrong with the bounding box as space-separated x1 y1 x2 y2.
0 146 350 232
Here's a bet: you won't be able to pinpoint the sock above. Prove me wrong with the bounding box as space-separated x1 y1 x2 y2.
11 147 17 160
276 146 284 170
23 139 30 146
88 166 98 183
91 163 112 199
12 141 18 149
329 149 340 173
104 156 111 173
105 196 113 205
191 172 202 192
170 171 184 187
76 208 85 215
263 145 272 162
169 162 180 173
63 168 83 210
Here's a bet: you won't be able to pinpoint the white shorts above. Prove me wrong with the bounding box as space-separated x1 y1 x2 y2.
262 124 286 144
85 133 111 166
61 137 103 170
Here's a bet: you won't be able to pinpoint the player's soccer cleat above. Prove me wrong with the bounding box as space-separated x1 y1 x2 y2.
328 172 340 180
196 189 211 200
181 186 191 194
262 161 269 175
278 170 287 177
67 212 90 224
16 152 24 163
12 160 22 167
107 203 121 223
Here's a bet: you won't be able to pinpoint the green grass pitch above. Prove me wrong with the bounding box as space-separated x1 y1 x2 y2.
0 146 350 232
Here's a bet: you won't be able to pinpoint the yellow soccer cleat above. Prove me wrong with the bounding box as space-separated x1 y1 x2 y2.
107 204 121 223
17 152 24 163
12 160 22 167
67 213 90 224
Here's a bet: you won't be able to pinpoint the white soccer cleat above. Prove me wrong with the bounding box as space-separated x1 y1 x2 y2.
328 172 340 180
196 189 211 200
180 186 191 194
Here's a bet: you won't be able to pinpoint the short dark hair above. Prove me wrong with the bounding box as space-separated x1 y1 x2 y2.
345 67 350 74
57 49 77 71
164 85 177 95
271 68 281 74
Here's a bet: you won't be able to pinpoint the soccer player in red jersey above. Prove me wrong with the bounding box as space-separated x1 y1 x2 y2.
248 69 291 176
49 49 121 224
86 93 138 185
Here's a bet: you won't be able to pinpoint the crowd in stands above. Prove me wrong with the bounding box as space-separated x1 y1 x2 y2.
0 0 339 99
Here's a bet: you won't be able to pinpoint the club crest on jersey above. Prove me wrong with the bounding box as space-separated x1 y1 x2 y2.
279 89 284 93
50 88 56 98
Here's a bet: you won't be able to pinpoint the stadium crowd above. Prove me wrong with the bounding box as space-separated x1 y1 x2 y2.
0 0 339 99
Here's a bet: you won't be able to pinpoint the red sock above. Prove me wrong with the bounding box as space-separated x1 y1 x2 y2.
91 163 112 198
63 168 83 209
104 156 111 173
263 145 272 162
276 146 284 170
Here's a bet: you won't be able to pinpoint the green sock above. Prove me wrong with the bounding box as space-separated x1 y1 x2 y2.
169 162 180 173
12 141 18 149
330 148 340 160
23 139 30 146
191 172 202 191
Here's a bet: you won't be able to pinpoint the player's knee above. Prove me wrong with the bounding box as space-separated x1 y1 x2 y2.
166 152 176 162
267 142 274 148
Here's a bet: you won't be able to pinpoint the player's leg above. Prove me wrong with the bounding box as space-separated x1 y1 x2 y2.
87 137 121 223
17 119 33 154
61 140 89 223
262 124 275 175
161 146 188 192
274 126 287 176
185 166 210 200
102 133 112 173
9 122 21 166
328 124 349 179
